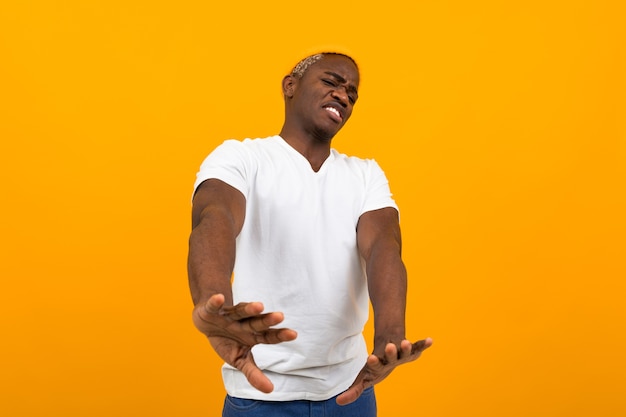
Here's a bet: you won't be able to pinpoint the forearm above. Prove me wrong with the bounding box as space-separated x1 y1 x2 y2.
356 208 408 352
187 206 238 307
366 245 408 351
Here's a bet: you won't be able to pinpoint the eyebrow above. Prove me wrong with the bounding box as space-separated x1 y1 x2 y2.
324 71 359 96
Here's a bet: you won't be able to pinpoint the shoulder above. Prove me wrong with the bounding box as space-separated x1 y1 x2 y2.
214 135 278 152
202 136 280 163
228 135 286 157
194 137 278 194
331 149 387 177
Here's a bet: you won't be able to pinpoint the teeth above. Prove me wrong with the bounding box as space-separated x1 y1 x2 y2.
325 107 341 119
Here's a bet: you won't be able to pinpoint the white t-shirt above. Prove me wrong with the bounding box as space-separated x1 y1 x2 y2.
193 135 398 401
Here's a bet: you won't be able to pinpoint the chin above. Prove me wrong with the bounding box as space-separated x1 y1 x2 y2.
313 126 340 142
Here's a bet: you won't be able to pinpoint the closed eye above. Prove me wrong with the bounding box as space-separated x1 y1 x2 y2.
322 77 357 105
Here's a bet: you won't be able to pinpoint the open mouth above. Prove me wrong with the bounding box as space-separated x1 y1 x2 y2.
324 106 342 122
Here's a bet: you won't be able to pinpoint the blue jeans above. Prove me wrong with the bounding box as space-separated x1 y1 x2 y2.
222 387 376 417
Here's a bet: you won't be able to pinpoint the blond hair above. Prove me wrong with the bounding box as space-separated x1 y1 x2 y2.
290 52 358 79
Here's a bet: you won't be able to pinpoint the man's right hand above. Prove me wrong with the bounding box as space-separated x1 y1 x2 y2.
192 293 298 393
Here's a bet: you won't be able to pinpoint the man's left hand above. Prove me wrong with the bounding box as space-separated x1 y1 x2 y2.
335 338 433 406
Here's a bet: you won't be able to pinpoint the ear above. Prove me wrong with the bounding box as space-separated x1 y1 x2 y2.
282 75 296 98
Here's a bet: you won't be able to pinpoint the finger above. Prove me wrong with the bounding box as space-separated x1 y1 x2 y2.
253 328 298 344
193 295 225 326
397 339 413 360
220 301 265 320
383 342 399 364
243 312 286 333
365 353 385 372
336 384 364 406
237 355 274 394
411 337 434 355
337 361 376 406
204 293 226 313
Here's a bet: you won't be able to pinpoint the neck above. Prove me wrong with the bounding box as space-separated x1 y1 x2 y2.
279 125 332 172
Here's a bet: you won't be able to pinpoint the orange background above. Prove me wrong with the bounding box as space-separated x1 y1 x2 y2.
1 1 625 416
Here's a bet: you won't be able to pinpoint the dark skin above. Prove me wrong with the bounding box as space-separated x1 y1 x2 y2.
188 54 432 405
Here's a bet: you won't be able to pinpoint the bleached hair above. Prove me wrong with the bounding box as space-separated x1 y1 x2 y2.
290 52 358 79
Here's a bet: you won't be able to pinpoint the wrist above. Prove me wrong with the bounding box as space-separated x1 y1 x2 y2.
373 329 406 349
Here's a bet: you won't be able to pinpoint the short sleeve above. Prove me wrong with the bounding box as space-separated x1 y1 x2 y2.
192 140 252 201
361 159 399 216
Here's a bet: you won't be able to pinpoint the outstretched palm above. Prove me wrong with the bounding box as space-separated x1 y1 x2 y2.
192 294 298 393
336 338 433 405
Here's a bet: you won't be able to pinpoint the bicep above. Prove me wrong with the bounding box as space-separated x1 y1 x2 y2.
191 179 246 233
356 207 402 261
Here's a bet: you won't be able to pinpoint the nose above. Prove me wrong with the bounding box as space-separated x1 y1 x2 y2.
330 87 349 107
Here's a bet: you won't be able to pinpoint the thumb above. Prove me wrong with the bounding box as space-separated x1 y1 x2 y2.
238 354 274 394
335 384 363 406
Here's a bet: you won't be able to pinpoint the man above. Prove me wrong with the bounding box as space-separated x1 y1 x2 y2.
188 52 432 416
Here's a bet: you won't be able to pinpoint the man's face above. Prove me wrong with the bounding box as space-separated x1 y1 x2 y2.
287 55 360 141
